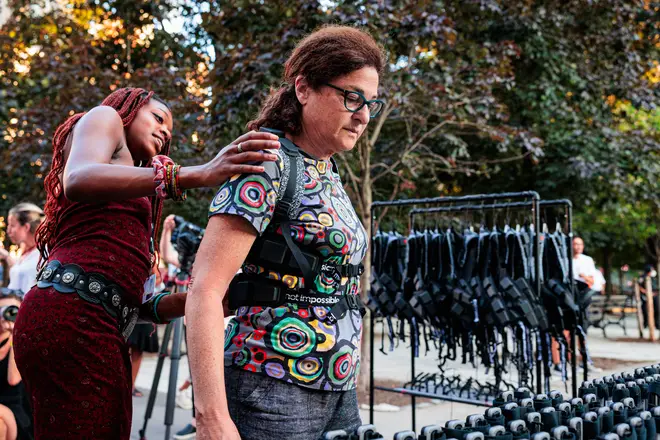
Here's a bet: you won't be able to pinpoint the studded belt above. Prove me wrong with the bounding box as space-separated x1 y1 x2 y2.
36 260 139 341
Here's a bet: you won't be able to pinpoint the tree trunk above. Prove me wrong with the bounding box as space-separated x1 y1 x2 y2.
357 137 373 396
655 237 660 304
603 246 613 296
646 276 656 342
634 281 644 339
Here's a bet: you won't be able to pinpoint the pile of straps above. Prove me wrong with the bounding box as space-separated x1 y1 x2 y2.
325 365 660 440
368 221 590 393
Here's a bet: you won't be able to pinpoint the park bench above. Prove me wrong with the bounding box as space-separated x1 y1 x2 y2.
587 294 637 338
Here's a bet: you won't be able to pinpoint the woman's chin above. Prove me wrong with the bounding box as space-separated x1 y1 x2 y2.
141 145 159 161
339 137 359 152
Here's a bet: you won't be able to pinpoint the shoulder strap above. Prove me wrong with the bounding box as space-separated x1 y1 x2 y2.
257 129 361 290
273 135 302 223
267 134 316 285
259 130 319 286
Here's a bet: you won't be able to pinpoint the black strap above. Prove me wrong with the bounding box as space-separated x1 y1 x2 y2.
336 264 364 277
267 132 364 286
228 274 364 323
253 128 364 320
259 130 314 287
273 135 301 222
281 222 316 287
326 294 366 324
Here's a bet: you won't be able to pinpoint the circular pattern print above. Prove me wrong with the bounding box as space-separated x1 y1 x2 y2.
289 356 323 383
328 344 354 386
224 319 240 350
209 186 231 213
263 361 286 379
269 317 316 358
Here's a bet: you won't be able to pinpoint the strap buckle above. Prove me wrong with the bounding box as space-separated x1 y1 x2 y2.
345 294 360 309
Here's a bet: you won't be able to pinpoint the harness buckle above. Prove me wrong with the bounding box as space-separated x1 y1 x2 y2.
345 294 359 309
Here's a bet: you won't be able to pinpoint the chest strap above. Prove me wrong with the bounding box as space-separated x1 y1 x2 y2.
228 274 365 324
246 230 363 284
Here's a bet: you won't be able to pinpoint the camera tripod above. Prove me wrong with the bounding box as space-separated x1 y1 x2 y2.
138 270 194 440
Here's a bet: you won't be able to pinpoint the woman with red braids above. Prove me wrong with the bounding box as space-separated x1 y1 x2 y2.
12 87 280 439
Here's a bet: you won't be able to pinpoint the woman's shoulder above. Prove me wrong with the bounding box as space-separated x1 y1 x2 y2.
76 105 124 132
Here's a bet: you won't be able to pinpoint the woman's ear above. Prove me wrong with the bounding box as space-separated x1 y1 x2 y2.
294 75 310 106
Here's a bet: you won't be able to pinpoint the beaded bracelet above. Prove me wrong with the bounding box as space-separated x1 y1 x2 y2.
152 156 186 201
152 155 174 199
174 165 186 201
165 164 187 202
138 291 170 324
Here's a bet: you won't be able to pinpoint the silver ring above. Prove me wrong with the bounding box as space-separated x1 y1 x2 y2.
237 143 243 154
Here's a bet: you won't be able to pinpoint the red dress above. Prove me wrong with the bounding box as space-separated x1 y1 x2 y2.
13 196 152 440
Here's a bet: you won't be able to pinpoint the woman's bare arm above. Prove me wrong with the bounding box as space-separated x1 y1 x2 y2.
159 215 180 268
63 106 165 202
186 214 257 429
63 106 279 203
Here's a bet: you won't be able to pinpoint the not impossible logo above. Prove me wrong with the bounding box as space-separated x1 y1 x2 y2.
285 292 341 306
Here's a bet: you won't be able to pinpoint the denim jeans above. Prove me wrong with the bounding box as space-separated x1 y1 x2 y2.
225 367 361 440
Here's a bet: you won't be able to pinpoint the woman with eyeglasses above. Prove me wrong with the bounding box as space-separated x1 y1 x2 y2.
185 25 386 440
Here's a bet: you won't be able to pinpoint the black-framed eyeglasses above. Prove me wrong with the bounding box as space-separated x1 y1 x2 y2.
325 83 385 118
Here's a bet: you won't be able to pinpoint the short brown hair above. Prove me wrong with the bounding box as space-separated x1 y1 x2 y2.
248 25 386 135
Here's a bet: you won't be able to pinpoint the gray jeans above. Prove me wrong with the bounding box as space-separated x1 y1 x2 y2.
225 367 361 440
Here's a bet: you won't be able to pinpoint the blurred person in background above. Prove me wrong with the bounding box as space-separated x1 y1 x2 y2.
0 290 33 439
0 204 44 295
639 264 659 329
572 236 598 290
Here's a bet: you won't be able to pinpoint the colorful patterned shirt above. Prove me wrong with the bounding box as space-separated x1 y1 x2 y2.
208 148 368 391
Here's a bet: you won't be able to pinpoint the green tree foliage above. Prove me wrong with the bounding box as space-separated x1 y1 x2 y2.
453 1 660 280
205 0 542 220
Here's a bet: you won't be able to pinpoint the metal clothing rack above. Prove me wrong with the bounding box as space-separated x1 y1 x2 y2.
368 192 541 431
408 199 583 397
408 201 544 397
537 199 588 393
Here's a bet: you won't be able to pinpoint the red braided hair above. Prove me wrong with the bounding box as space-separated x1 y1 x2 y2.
36 87 171 265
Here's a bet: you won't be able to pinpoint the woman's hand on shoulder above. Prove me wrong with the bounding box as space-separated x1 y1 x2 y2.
199 131 281 188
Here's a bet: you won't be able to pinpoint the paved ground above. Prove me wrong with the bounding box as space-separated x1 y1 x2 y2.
130 316 659 439
131 388 193 440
